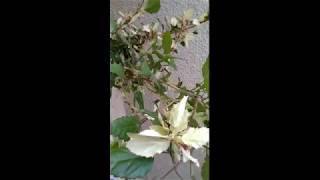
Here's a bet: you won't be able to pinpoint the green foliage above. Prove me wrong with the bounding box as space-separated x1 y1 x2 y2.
197 102 206 112
134 90 144 109
110 16 116 33
110 73 116 98
111 146 154 178
141 61 152 77
111 116 140 141
167 58 177 69
202 57 209 93
143 0 161 14
110 63 124 77
162 32 172 54
154 81 166 95
202 155 209 180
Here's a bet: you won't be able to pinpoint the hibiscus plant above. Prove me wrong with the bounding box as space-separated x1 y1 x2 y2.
110 0 209 179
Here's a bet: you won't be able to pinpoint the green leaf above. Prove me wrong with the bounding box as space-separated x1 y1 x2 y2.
111 63 124 77
196 102 206 112
134 91 144 109
202 155 209 180
189 118 199 128
111 116 140 141
110 73 116 98
199 12 209 22
110 16 117 33
162 32 172 54
202 57 209 93
154 81 166 95
143 0 160 14
111 146 154 178
147 54 155 65
194 112 208 125
176 86 189 99
153 50 164 60
167 58 176 69
141 61 152 76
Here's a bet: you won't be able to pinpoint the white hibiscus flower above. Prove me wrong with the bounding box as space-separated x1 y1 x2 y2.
126 96 209 167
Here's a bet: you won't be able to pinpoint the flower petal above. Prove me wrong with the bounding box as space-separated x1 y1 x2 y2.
150 125 170 136
169 96 190 134
139 129 168 138
171 17 178 26
192 19 200 26
181 147 200 167
181 127 209 149
126 133 170 158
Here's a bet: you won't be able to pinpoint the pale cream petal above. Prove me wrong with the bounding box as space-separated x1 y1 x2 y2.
170 17 178 26
184 32 194 47
110 135 114 144
172 110 191 135
192 19 200 26
181 147 200 167
158 111 167 128
126 133 170 157
139 129 168 138
181 127 209 149
150 125 170 136
152 22 159 31
169 96 190 133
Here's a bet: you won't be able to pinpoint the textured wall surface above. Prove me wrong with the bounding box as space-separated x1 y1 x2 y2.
110 0 209 179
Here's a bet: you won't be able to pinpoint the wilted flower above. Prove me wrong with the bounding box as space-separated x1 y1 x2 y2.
170 17 178 26
154 71 162 79
116 17 123 25
157 32 163 41
142 24 151 33
184 32 194 47
152 22 159 31
192 19 200 26
171 40 177 49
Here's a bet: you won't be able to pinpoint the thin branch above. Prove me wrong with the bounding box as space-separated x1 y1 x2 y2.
184 18 209 31
160 162 181 180
203 145 210 150
165 100 178 110
191 100 198 119
114 0 145 33
174 168 183 180
164 81 199 98
189 161 192 179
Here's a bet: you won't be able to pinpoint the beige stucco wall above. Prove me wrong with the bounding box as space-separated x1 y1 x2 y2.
110 1 209 179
